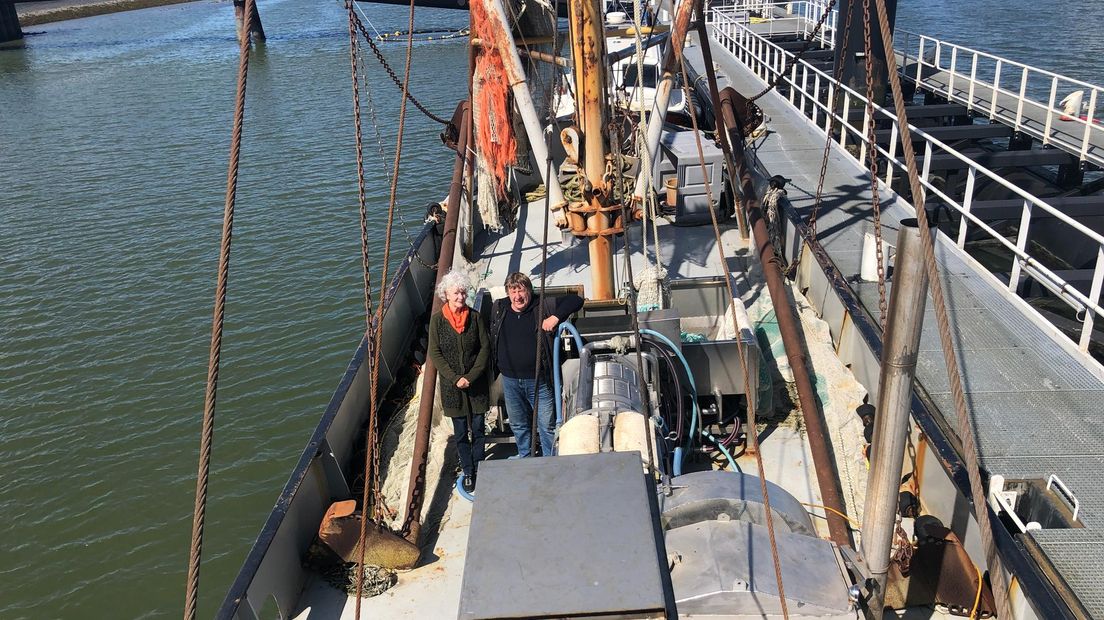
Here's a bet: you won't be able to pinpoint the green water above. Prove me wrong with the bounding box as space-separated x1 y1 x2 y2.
4 0 1103 617
0 1 466 616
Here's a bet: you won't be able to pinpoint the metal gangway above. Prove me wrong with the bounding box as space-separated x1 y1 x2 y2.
895 31 1104 168
705 4 1104 618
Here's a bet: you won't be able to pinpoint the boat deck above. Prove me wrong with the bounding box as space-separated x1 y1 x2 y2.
695 30 1104 617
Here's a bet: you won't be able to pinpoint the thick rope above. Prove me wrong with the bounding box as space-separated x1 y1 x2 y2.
354 0 417 612
679 49 789 619
861 0 888 327
183 2 255 617
870 0 1013 616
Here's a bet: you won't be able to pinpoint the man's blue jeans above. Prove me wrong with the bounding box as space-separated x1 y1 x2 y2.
501 375 556 457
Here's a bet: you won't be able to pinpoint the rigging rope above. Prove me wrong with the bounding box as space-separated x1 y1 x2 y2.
869 0 1014 615
677 48 790 620
347 5 451 126
183 1 257 617
354 0 418 612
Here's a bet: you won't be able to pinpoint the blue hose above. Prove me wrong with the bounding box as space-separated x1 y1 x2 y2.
554 321 585 425
640 329 700 475
455 476 474 502
703 431 740 472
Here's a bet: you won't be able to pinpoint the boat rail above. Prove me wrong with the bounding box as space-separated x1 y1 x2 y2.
894 29 1104 167
708 8 1104 357
710 0 837 50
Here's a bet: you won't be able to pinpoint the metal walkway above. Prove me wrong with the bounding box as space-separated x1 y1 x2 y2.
702 9 1104 618
895 31 1104 169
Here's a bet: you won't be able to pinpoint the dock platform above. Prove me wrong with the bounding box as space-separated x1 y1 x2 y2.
698 23 1104 618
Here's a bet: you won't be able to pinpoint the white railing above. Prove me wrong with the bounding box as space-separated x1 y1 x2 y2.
711 0 837 50
895 29 1104 167
708 8 1104 355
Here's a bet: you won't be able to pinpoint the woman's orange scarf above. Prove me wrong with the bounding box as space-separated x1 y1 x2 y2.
443 303 469 333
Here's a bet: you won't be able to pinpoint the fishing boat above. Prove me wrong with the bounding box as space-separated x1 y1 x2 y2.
195 0 1104 618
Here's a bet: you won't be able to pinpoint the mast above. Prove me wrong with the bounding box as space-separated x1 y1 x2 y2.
566 0 615 299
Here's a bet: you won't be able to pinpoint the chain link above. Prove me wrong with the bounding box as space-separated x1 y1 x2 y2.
748 0 839 104
348 6 451 126
861 0 888 328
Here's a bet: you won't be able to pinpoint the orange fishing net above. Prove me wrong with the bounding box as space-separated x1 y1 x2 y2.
470 0 517 199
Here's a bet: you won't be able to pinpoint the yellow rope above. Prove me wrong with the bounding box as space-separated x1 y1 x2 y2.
800 502 861 529
970 561 983 619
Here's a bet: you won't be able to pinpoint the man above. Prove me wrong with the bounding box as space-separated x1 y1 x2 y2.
491 272 584 457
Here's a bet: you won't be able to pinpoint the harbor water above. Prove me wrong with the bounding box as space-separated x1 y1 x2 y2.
0 0 1100 617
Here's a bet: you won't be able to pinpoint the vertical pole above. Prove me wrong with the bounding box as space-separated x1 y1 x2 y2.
403 102 472 542
0 1 24 48
233 0 266 44
695 14 750 238
860 218 929 618
833 0 895 104
567 0 615 299
631 0 699 205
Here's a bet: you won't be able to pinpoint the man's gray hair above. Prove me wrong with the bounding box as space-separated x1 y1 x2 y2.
436 269 473 303
504 272 533 292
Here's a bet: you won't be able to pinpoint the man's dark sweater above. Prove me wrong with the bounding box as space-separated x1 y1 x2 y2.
493 294 584 379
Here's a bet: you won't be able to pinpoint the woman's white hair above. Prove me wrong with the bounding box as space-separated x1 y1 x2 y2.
436 269 474 303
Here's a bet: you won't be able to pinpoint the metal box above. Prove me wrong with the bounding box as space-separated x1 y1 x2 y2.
651 129 725 226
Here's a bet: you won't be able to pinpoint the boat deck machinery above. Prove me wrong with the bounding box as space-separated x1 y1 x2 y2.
217 1 1104 619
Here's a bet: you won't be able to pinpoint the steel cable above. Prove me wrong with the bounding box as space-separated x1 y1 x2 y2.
183 2 256 618
678 46 790 619
869 0 1014 615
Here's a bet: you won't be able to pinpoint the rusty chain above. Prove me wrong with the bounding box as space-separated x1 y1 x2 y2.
348 6 450 126
861 0 888 328
803 0 853 241
748 0 839 104
183 2 257 618
354 0 417 612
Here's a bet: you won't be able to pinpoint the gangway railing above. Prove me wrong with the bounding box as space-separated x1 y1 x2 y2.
711 0 837 50
895 29 1104 168
708 8 1104 359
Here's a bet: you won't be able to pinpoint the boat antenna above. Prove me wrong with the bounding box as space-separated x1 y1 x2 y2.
183 1 259 618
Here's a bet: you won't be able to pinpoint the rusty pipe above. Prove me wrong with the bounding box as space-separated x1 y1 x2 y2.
693 17 750 239
719 87 851 548
517 46 570 67
402 100 471 543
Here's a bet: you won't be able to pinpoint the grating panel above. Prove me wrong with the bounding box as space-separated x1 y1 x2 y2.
1028 531 1104 618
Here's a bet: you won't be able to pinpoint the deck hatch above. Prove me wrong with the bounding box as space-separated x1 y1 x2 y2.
458 452 670 619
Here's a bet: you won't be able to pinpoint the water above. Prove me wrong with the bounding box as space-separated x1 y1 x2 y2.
0 1 1100 618
0 1 466 617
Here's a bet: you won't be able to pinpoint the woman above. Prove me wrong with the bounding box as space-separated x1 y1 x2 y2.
427 269 490 494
